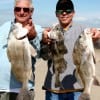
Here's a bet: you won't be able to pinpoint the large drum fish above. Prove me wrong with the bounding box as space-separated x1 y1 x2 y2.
73 28 100 100
7 22 36 100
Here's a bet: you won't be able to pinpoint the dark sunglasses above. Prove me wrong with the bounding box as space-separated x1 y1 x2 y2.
56 9 73 15
14 7 31 12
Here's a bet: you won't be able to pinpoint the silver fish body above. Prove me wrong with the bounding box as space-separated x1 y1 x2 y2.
73 28 100 100
7 23 36 100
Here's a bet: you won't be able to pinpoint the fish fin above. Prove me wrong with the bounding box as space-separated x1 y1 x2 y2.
93 76 100 86
93 54 96 64
16 88 34 100
29 44 37 57
79 93 90 100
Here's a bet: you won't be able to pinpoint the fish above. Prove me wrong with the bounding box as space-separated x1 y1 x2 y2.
73 28 100 100
7 22 36 100
41 24 67 88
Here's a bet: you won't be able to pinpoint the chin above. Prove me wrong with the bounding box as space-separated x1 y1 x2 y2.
16 17 28 23
17 20 27 24
61 22 69 25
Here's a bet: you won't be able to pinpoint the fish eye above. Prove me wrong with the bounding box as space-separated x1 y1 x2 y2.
79 35 82 38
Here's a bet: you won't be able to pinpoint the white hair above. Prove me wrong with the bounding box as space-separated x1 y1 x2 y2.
14 0 33 8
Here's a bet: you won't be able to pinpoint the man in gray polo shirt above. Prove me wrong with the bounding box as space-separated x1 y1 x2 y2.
41 0 99 100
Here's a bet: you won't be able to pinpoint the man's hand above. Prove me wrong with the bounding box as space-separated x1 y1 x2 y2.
91 28 100 41
42 28 52 44
25 18 37 40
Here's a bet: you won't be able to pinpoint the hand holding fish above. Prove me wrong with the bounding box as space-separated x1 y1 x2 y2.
24 18 37 40
42 27 52 44
90 28 100 41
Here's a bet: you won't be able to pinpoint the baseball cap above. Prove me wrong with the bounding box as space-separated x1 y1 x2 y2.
56 0 74 11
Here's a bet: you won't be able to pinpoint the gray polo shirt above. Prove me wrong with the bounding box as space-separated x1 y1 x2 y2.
42 22 87 92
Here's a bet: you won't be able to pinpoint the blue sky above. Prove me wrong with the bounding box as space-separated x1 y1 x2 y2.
0 0 100 27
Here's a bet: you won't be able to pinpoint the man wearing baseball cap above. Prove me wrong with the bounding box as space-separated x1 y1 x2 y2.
42 0 99 100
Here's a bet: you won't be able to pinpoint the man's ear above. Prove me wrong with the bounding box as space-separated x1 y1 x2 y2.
30 8 34 17
31 8 34 13
55 12 58 17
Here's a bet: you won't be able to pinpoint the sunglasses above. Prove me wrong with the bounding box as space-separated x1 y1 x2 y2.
56 9 73 15
14 7 31 12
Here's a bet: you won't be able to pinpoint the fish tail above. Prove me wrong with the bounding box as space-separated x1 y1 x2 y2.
16 88 34 100
93 76 100 86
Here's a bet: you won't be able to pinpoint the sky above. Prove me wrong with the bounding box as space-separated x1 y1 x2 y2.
0 0 100 27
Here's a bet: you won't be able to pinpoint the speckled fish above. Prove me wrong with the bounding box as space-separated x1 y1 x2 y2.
41 24 67 88
73 28 100 100
7 23 36 100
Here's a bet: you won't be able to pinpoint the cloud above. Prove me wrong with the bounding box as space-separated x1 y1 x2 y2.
73 16 100 27
74 16 88 21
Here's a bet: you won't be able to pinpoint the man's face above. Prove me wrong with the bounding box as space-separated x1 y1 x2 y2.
14 0 33 25
56 10 74 27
